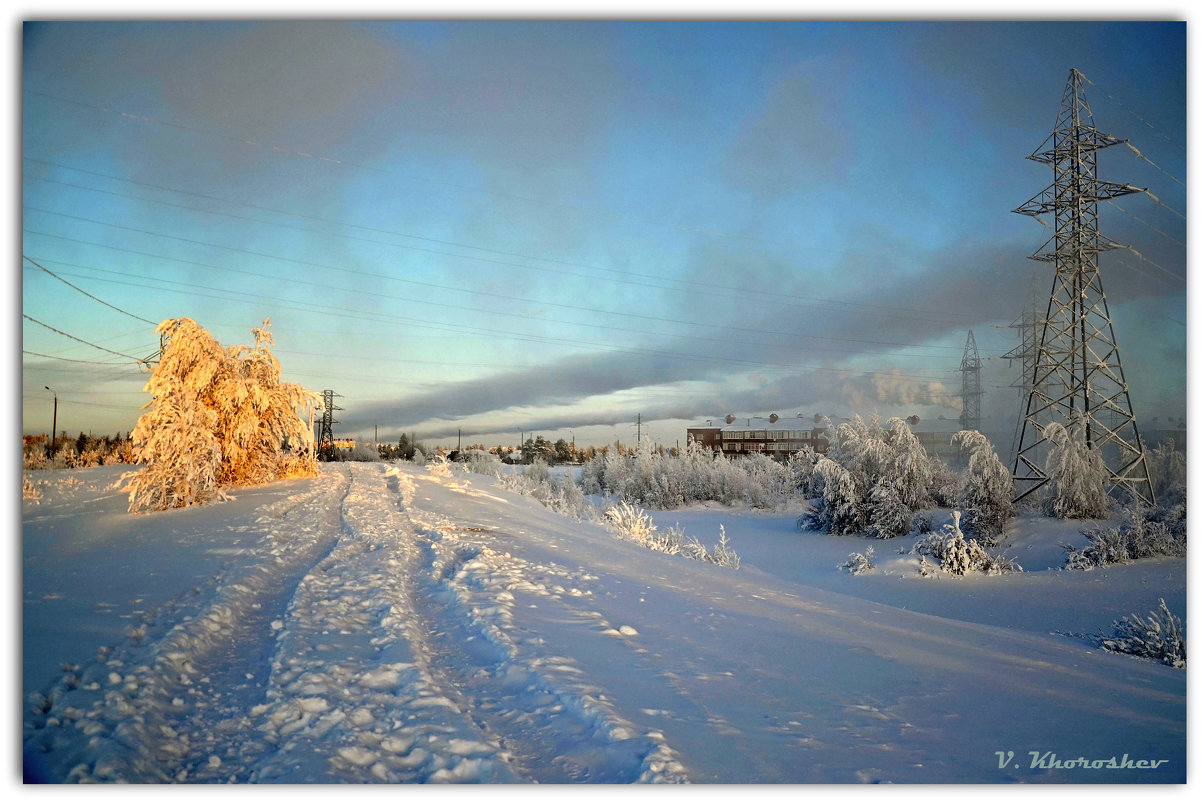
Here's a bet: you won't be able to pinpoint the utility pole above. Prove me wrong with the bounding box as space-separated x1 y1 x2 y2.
1011 68 1154 506
44 386 57 457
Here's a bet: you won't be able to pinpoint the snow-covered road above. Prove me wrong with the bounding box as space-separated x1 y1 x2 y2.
22 462 1186 783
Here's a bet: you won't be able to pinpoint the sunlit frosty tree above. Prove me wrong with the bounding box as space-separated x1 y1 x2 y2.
123 318 319 512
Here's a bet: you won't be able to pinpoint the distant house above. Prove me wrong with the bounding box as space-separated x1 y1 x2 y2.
686 419 829 461
501 449 524 465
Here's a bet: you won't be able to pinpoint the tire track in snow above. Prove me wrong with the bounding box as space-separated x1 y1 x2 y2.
392 465 688 783
245 462 519 782
23 469 351 782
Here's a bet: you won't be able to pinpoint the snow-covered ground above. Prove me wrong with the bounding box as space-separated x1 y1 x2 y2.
21 462 1186 783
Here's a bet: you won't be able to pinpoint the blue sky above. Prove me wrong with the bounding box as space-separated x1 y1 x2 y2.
20 18 1187 451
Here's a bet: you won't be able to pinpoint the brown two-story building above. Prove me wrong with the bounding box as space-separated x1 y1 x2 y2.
686 419 829 461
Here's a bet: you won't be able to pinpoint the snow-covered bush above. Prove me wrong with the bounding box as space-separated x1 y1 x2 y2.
909 510 935 537
23 443 48 471
581 439 794 510
461 449 505 478
838 545 875 575
913 511 1021 576
1063 504 1187 570
122 318 319 513
711 525 741 570
23 475 43 503
952 430 1015 546
345 440 381 462
602 501 740 569
1043 420 1110 519
499 461 589 520
1102 598 1185 669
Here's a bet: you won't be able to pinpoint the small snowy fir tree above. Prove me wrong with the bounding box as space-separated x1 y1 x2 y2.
913 510 1021 576
838 545 875 575
123 318 319 512
1042 420 1110 519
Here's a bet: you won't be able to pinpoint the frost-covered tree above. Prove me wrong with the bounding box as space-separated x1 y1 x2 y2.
801 416 941 537
123 318 319 513
951 430 1014 545
886 417 935 511
866 480 911 539
803 456 866 536
1042 420 1110 519
1146 438 1186 506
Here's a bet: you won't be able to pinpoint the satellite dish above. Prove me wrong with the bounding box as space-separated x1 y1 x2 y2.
906 415 920 425
725 414 736 425
769 414 779 424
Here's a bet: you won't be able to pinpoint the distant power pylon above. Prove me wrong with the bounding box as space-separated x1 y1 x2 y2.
1002 282 1045 464
317 389 343 461
958 330 982 432
1011 68 1154 506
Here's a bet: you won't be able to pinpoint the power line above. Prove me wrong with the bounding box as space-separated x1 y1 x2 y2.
22 314 155 365
22 225 966 371
26 252 955 383
21 176 980 331
23 254 158 324
22 348 132 366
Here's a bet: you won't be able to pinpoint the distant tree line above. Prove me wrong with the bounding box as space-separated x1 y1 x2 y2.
23 432 135 469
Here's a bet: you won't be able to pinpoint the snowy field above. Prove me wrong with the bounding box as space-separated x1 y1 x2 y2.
21 461 1186 784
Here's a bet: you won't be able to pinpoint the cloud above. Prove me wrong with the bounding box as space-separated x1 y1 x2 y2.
723 63 851 199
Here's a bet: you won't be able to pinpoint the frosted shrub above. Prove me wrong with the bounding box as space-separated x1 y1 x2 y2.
23 443 48 471
462 449 505 478
1043 420 1110 519
426 453 461 478
1102 599 1186 669
581 439 794 511
711 525 741 570
500 462 589 520
952 430 1015 545
1063 504 1187 570
123 318 319 513
913 511 1021 576
346 440 381 462
604 500 658 542
23 475 43 503
602 501 740 569
838 546 875 575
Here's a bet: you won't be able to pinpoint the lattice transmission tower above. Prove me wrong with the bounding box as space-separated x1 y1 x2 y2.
317 389 343 461
1011 68 1154 506
1002 282 1045 465
958 330 982 432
